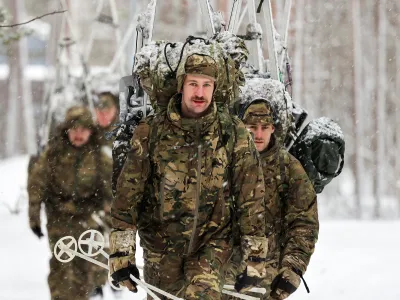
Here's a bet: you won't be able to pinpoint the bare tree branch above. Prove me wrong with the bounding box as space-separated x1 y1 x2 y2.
0 10 66 28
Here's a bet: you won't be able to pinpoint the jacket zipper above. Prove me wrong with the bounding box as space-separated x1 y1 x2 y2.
187 122 201 255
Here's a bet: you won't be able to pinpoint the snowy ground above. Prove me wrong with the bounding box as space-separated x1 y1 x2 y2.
1 156 399 300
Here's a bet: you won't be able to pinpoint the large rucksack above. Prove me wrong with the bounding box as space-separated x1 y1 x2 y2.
134 32 248 113
289 117 345 194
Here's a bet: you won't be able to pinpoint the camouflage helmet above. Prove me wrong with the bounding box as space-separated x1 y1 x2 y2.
176 53 218 93
63 106 94 129
95 92 118 110
241 99 276 125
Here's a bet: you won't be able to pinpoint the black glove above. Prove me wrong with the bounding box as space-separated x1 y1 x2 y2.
270 267 302 300
234 267 261 293
31 226 44 239
110 258 140 293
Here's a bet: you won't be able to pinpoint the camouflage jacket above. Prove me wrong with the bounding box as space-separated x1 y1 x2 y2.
111 95 266 256
260 138 319 278
96 116 118 149
28 130 112 228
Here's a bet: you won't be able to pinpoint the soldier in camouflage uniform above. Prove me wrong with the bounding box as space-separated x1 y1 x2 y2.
28 106 112 300
89 92 120 297
108 54 268 299
95 91 119 149
225 100 319 300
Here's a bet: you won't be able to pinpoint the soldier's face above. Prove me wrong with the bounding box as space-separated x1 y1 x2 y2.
96 106 117 128
246 123 275 152
68 126 92 147
181 74 214 118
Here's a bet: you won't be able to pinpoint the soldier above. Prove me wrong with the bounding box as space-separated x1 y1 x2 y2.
226 99 319 300
89 92 120 298
94 91 119 149
28 106 112 300
108 53 268 299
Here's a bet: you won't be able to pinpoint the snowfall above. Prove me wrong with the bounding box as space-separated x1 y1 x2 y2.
1 156 399 300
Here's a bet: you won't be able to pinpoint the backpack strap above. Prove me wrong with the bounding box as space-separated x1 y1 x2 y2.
217 112 238 218
148 113 166 158
217 112 236 165
278 149 290 201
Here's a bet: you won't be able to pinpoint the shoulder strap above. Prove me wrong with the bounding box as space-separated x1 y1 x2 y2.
278 149 290 200
217 112 236 159
148 113 166 157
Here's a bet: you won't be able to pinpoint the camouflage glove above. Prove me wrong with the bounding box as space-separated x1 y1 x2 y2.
31 225 44 239
270 267 301 300
235 235 268 293
108 230 139 292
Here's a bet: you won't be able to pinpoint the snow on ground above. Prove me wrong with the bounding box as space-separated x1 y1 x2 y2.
1 156 399 300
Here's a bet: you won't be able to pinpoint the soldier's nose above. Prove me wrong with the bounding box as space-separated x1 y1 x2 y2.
195 87 204 97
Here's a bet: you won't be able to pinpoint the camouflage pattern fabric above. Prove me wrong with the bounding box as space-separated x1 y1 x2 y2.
177 53 218 84
111 93 267 298
94 101 118 289
91 94 119 290
95 92 118 110
28 111 112 300
242 102 275 125
63 106 94 130
46 216 95 300
224 138 319 300
144 239 231 300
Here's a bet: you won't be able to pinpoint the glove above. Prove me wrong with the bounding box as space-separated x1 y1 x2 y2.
270 267 301 300
235 235 268 293
31 226 44 239
109 256 139 292
234 267 262 292
109 230 138 292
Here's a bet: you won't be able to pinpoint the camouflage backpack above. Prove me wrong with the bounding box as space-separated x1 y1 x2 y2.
134 32 248 113
289 117 345 194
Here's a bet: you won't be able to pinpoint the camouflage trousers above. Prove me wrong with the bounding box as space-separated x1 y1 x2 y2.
143 242 231 300
46 213 96 300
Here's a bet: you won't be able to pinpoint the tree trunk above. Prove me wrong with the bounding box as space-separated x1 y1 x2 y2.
292 0 304 106
352 0 363 218
375 0 387 218
396 38 400 211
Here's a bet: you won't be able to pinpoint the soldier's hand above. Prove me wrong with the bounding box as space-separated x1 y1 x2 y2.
235 235 268 292
234 267 262 293
109 230 138 292
109 254 139 293
270 267 301 300
31 225 44 239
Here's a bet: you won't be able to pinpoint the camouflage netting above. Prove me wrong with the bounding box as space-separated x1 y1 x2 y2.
134 32 249 112
239 77 294 144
